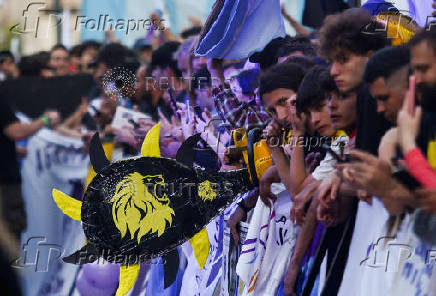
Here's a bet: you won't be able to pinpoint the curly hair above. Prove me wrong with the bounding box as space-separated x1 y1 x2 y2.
319 8 388 59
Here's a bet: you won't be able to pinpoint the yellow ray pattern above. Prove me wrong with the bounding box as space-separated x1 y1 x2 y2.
141 122 161 157
115 264 140 296
189 228 210 269
52 189 82 221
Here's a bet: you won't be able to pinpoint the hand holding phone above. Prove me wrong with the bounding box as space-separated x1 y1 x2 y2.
167 88 181 120
319 144 356 163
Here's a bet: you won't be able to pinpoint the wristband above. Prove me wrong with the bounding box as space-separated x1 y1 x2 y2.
40 116 50 126
237 200 251 214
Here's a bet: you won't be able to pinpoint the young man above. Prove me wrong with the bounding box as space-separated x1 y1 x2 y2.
309 8 390 295
0 95 61 257
348 31 436 215
260 62 306 200
283 66 350 295
79 41 101 74
336 38 436 296
224 61 307 296
364 46 410 125
49 44 71 76
0 51 18 81
224 61 306 231
320 8 390 155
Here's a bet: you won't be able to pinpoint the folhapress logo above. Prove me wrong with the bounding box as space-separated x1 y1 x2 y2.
10 2 166 39
9 2 63 38
11 237 64 272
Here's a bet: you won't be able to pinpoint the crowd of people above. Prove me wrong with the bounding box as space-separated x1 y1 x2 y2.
0 2 436 296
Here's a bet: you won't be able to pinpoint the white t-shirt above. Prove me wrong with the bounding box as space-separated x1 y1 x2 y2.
338 198 389 296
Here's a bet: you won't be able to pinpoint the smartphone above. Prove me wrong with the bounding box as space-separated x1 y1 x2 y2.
408 75 415 116
319 143 355 163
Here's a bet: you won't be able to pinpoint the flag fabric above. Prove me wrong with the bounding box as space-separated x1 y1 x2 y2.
195 0 286 59
235 183 298 296
18 128 88 296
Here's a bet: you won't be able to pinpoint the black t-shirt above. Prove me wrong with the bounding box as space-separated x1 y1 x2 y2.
0 96 20 184
355 86 392 155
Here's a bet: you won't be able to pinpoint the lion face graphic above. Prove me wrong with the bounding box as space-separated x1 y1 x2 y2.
110 172 175 243
197 180 218 202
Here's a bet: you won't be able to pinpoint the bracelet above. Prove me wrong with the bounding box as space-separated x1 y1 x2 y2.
40 116 50 126
237 199 251 214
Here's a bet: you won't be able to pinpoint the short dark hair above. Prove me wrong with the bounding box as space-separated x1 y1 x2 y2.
249 37 289 70
96 43 128 69
51 44 68 53
283 56 316 71
0 50 14 64
79 40 101 56
259 62 306 100
18 55 42 76
296 66 336 114
320 8 388 59
96 43 139 73
364 46 410 84
408 29 436 54
191 66 211 90
123 49 141 74
151 41 182 77
70 44 82 57
276 36 316 58
34 51 51 70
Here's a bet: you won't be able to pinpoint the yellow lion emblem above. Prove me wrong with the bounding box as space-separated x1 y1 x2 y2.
198 180 218 202
110 172 174 243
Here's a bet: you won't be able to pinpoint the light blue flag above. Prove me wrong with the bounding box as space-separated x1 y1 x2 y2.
80 0 126 43
195 0 286 59
145 247 187 296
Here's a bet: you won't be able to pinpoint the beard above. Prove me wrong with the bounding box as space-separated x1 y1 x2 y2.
417 82 436 112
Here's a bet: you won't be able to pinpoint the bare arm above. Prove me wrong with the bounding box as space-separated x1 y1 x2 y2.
4 111 61 141
259 165 281 207
288 131 309 196
381 182 416 215
284 199 319 295
269 146 292 192
281 6 311 36
4 120 46 141
55 125 83 138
